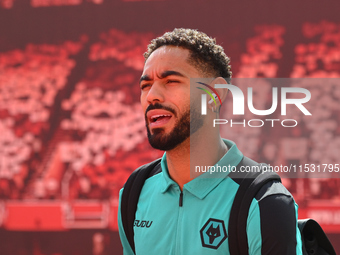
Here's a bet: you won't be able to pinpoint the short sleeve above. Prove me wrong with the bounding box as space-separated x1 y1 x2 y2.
247 181 303 255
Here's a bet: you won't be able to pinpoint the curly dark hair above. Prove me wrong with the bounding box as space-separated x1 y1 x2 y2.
144 28 232 79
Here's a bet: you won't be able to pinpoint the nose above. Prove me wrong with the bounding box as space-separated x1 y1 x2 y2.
145 82 165 104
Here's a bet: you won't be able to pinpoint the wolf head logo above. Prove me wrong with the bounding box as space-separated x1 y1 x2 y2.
206 223 221 244
200 218 227 249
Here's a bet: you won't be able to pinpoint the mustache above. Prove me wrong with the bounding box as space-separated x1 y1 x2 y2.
145 103 176 118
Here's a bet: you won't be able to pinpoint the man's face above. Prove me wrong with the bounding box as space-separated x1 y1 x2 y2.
140 46 203 151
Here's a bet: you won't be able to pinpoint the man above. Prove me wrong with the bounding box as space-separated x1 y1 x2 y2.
118 28 302 254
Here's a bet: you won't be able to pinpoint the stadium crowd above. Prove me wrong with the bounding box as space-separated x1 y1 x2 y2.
58 81 162 199
287 21 340 200
0 40 84 199
0 23 339 202
89 29 155 70
221 25 286 160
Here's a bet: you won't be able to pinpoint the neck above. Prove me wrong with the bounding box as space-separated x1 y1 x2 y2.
166 138 191 190
166 129 228 190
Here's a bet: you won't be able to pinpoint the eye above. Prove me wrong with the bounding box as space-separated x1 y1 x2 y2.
167 80 179 84
140 84 151 90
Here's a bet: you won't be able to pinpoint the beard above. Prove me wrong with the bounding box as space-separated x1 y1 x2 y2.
145 103 203 151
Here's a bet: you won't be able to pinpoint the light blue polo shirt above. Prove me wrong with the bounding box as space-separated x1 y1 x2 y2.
118 139 302 254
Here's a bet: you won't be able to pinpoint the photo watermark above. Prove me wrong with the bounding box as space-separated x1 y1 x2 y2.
190 78 340 179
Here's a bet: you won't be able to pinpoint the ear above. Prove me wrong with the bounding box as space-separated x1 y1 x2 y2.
207 77 229 110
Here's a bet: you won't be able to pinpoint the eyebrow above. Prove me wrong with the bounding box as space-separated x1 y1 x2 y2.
139 70 185 85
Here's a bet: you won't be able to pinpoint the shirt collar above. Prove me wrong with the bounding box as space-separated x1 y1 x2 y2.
160 139 243 199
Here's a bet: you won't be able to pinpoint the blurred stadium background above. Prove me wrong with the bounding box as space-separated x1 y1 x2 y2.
0 0 340 254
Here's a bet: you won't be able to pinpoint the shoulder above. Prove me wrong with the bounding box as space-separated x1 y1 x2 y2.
255 179 293 202
124 158 162 187
253 179 297 221
251 180 299 246
247 180 301 254
135 158 162 178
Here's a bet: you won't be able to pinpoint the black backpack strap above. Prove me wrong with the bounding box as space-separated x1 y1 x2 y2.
228 157 261 255
228 156 281 255
120 158 162 254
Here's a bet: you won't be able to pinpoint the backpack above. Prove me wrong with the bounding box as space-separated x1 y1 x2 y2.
120 157 336 255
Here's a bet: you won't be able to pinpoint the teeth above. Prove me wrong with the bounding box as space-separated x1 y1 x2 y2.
151 114 171 120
